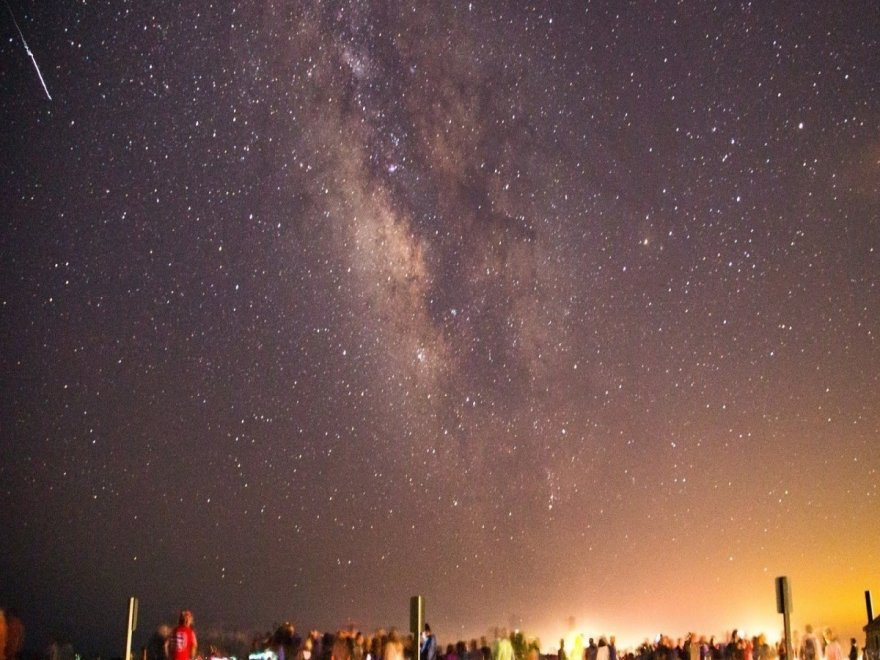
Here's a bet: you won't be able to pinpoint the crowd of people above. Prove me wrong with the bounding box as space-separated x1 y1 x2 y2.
162 614 870 660
602 627 866 660
1 607 873 660
233 622 535 660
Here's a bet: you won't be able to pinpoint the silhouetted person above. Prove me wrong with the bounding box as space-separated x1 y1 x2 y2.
147 626 171 660
4 609 23 660
420 626 437 660
825 635 843 660
480 638 491 660
0 608 7 660
385 631 404 660
333 636 354 660
801 627 820 660
165 611 197 660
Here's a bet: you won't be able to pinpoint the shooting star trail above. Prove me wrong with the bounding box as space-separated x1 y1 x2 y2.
5 0 52 101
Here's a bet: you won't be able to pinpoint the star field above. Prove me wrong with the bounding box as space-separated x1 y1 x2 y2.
1 1 878 655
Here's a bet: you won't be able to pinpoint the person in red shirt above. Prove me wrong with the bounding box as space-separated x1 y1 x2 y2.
165 611 197 660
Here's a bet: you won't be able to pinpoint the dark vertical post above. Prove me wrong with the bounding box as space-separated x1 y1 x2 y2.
776 577 792 660
867 590 874 625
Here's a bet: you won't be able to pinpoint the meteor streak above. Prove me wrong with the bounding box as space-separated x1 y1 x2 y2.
5 0 52 100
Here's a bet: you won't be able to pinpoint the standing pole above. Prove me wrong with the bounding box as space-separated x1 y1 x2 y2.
776 577 792 660
125 596 139 660
410 596 425 644
783 604 792 660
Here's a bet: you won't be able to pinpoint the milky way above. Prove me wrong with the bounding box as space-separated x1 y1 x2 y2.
1 2 878 655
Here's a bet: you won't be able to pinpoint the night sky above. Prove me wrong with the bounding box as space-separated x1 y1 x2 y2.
1 1 878 657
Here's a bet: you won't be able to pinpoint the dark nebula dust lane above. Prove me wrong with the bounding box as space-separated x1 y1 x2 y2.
1 1 878 655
